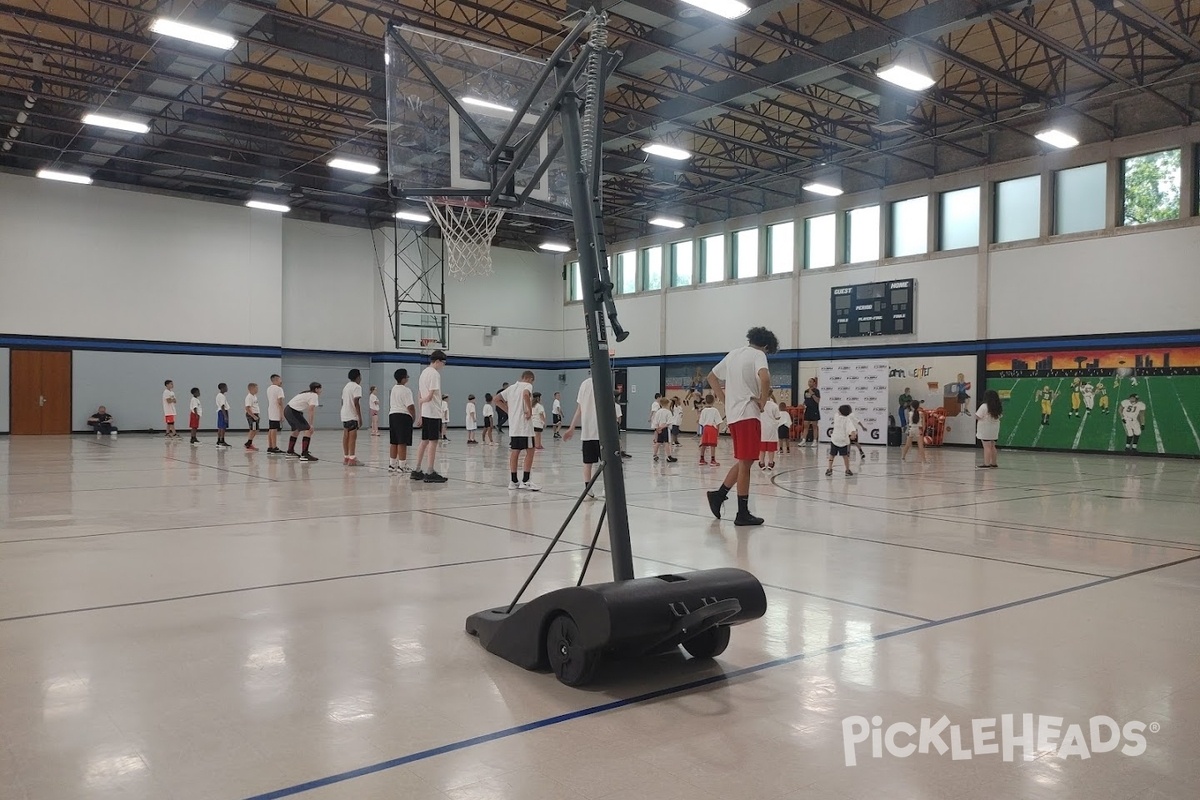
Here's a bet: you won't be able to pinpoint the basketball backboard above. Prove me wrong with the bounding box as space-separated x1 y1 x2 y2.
397 310 450 352
385 25 571 220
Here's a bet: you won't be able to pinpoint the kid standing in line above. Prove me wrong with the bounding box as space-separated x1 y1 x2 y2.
340 369 363 466
265 374 285 455
388 369 415 473
777 401 792 454
188 388 202 445
441 395 450 441
495 371 539 490
532 392 547 450
411 351 448 483
669 397 683 447
758 391 781 471
826 404 858 477
162 380 178 438
551 392 563 439
465 395 478 444
285 382 322 462
214 383 231 448
482 394 495 444
698 394 723 466
369 386 380 436
562 374 602 499
244 383 261 451
652 397 677 463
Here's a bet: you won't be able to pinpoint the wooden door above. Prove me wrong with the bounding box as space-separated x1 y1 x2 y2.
9 350 72 434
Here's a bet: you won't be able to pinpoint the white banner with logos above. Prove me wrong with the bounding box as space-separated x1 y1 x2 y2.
818 361 890 444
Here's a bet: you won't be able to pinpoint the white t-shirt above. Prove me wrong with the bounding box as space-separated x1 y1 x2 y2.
533 403 546 429
266 384 285 421
552 398 562 417
711 346 769 424
390 384 414 415
418 366 441 420
340 381 362 422
483 403 494 420
441 401 449 423
287 392 319 413
501 382 534 437
830 414 858 447
369 393 379 413
975 405 1001 441
162 389 176 417
615 403 622 423
652 407 672 429
576 378 599 441
649 400 660 421
189 396 202 416
698 406 722 431
215 392 229 412
465 401 477 430
245 393 260 416
759 400 781 443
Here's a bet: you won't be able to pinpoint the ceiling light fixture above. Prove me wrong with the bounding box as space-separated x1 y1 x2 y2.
246 200 290 213
876 48 936 91
649 216 686 229
459 96 515 115
149 18 237 50
802 181 844 197
679 0 751 20
37 169 92 185
82 113 150 134
395 210 432 223
642 143 691 160
327 157 380 175
1034 128 1079 149
539 242 572 253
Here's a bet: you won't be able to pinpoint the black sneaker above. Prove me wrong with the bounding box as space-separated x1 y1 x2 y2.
410 470 426 481
825 469 833 476
845 470 854 477
300 452 318 462
706 490 725 520
734 512 764 527
286 451 299 459
666 456 678 463
423 471 448 483
268 448 283 455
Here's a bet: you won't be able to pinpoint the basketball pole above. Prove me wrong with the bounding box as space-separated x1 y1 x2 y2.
560 89 635 583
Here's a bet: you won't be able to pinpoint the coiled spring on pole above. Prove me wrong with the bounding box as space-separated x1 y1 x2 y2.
580 14 607 177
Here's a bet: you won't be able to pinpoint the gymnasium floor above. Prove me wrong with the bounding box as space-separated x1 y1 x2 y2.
1 432 1198 800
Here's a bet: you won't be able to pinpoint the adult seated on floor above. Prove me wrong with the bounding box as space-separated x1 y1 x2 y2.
87 406 118 436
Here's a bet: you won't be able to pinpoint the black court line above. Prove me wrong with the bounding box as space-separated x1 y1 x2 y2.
241 553 1200 800
0 549 587 624
90 436 283 484
913 487 1106 511
911 510 1200 553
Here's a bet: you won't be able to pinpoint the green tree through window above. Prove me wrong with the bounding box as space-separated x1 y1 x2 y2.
1123 149 1181 226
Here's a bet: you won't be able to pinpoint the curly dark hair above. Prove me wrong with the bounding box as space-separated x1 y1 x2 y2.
746 326 780 354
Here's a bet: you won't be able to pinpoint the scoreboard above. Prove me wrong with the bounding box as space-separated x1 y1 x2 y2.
830 279 915 338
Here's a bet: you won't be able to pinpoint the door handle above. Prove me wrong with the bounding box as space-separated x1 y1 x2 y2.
38 395 46 407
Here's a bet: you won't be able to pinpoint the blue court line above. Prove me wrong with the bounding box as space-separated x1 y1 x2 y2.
242 551 1200 800
0 549 586 624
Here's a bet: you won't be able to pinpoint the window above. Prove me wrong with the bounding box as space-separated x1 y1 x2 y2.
890 196 928 257
1122 148 1181 226
733 228 759 279
939 186 980 250
670 240 694 286
643 245 662 291
701 234 725 283
846 205 880 263
767 221 794 274
568 261 581 301
1055 163 1107 235
995 175 1041 243
805 214 835 269
616 250 637 294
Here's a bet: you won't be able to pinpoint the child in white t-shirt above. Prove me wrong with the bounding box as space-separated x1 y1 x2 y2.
758 392 781 471
669 397 684 446
532 392 547 450
244 383 260 451
482 394 496 445
465 395 478 444
369 386 380 436
214 383 231 448
652 397 677 463
826 404 860 477
441 395 450 441
551 392 564 440
188 387 202 446
698 394 723 466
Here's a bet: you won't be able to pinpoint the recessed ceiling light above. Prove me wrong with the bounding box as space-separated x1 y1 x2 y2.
649 216 686 229
149 18 237 50
877 63 936 91
802 181 843 197
1035 128 1079 149
327 157 380 175
539 242 572 253
82 113 150 134
642 143 691 160
37 169 92 185
679 0 751 20
395 210 432 223
459 96 515 115
246 200 290 213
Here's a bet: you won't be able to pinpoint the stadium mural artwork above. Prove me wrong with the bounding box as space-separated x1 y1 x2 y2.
665 362 793 432
984 346 1200 456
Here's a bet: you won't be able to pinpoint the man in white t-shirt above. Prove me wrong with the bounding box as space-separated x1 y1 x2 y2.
284 382 322 462
265 374 285 455
340 369 364 466
162 380 178 438
412 351 448 483
496 370 538 490
552 392 564 439
705 326 779 526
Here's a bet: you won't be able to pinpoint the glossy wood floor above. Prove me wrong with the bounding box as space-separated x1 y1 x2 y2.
1 432 1198 800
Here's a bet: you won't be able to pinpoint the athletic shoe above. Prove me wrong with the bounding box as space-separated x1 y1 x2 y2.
300 453 318 462
758 463 766 470
733 512 764 527
706 490 725 519
245 444 258 451
825 469 833 476
520 482 541 491
344 458 360 466
976 464 990 469
620 452 632 459
711 460 720 467
653 456 659 462
587 491 597 499
845 470 854 477
699 458 708 465
423 472 448 483
267 447 283 455
387 464 398 473
286 451 299 459
508 481 520 490
410 470 426 481
666 456 678 463
220 441 232 448
191 441 200 447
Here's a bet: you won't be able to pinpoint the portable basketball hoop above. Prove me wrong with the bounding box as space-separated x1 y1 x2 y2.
425 197 505 280
420 337 437 349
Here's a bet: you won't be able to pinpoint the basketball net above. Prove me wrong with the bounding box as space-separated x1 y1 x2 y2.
426 198 505 280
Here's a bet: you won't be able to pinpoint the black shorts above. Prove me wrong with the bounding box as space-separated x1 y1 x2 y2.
553 414 562 424
510 436 531 451
284 406 310 432
268 419 281 431
483 417 493 428
389 413 413 446
343 420 360 431
778 424 789 439
534 427 544 433
421 416 441 441
804 412 820 422
246 414 260 430
582 440 601 465
656 429 670 444
829 444 850 457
